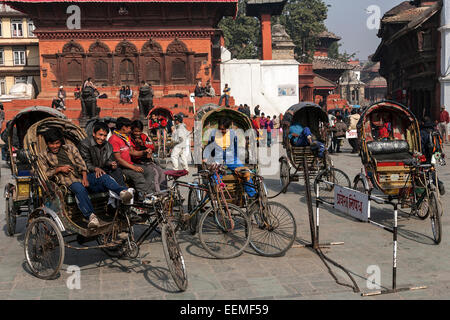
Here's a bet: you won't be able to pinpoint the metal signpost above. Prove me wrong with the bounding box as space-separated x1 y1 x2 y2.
315 179 427 296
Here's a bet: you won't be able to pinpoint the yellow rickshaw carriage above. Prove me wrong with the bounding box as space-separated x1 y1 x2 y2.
193 104 257 207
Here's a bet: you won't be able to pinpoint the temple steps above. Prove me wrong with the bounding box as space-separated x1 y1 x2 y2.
2 96 234 131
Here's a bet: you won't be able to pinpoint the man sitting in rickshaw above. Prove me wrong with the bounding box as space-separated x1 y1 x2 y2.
288 123 325 158
40 128 133 228
203 118 256 198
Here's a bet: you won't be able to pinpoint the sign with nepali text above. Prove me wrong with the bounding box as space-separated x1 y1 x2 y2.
334 185 369 222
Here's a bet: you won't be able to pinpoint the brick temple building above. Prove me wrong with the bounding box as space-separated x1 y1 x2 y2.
4 0 238 99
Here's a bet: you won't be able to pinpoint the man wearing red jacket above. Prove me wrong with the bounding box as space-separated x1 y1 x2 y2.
439 106 449 144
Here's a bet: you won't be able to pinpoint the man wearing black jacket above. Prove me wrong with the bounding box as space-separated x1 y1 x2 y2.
79 121 127 187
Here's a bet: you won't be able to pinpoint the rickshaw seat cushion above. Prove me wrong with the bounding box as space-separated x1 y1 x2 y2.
367 140 409 155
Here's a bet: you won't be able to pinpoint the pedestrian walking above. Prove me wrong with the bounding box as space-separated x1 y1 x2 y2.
348 109 360 153
0 103 5 132
439 106 449 143
272 115 280 142
330 115 347 153
266 115 273 147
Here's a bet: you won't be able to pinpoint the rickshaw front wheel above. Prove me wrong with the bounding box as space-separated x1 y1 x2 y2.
161 223 188 291
429 191 442 245
24 216 65 280
279 160 290 193
5 196 16 237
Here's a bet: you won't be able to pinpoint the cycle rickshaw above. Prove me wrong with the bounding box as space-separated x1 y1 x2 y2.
189 104 297 256
279 102 350 201
4 106 66 236
148 107 174 160
353 100 443 244
21 117 188 290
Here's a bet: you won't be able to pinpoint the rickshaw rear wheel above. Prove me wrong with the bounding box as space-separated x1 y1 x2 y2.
314 168 351 205
161 223 188 291
279 160 290 193
198 204 251 259
248 201 297 257
24 216 65 280
429 191 442 245
187 188 204 235
5 196 16 237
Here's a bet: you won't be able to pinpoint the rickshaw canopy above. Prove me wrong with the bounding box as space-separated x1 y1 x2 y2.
7 106 66 147
149 107 174 120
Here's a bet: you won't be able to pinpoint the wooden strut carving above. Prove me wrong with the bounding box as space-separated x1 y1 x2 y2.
35 30 216 40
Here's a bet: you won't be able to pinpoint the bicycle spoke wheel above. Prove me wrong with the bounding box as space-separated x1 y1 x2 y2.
198 204 251 259
429 191 442 245
24 217 65 280
161 223 188 291
249 201 297 257
314 168 351 205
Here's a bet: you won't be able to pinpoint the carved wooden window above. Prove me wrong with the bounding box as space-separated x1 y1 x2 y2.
422 31 432 50
120 59 135 85
172 58 186 80
146 59 160 85
67 59 82 84
94 59 108 82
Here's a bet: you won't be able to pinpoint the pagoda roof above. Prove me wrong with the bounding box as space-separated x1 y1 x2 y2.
313 56 353 71
365 76 387 88
246 0 286 17
317 30 341 41
314 73 336 89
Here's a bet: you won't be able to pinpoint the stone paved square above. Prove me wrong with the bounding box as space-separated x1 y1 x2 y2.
1 142 449 300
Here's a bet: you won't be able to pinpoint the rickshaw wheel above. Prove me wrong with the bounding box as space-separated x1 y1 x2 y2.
353 177 368 194
314 168 351 205
279 160 290 193
248 201 297 257
187 188 205 235
415 196 430 220
5 197 16 237
429 191 442 245
24 216 65 280
161 223 188 292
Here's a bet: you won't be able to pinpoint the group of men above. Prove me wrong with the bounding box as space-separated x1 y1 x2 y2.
194 80 215 98
39 117 167 228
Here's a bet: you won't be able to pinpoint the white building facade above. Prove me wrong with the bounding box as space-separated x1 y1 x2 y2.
220 58 299 116
440 0 450 109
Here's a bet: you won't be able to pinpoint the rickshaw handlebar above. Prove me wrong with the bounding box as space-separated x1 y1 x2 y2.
404 158 432 170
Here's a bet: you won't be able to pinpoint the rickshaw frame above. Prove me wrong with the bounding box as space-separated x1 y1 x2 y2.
4 106 66 236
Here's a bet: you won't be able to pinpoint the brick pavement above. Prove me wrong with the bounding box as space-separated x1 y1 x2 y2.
0 141 449 300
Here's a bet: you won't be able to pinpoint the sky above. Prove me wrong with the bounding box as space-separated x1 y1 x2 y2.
323 0 406 61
